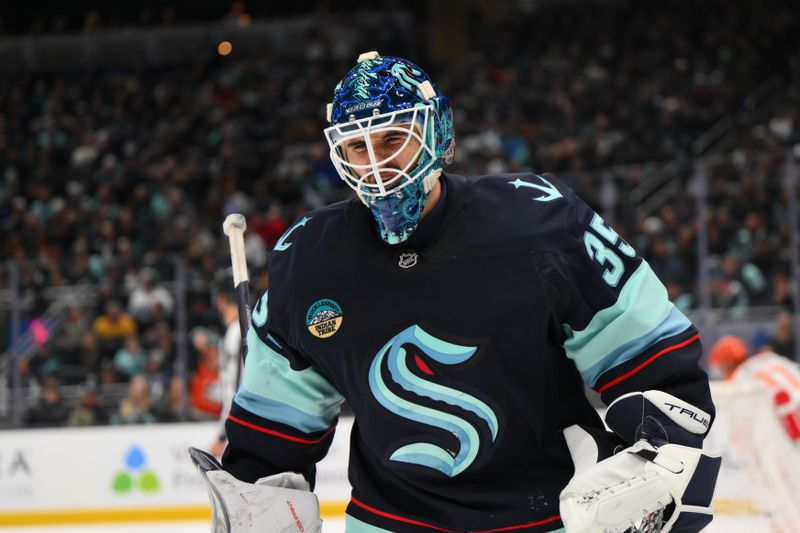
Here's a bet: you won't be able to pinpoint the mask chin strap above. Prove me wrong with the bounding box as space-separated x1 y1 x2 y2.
422 168 441 193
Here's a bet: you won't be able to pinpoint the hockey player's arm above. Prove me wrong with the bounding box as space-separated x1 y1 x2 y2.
195 293 343 532
539 180 714 431
536 178 719 531
223 303 344 485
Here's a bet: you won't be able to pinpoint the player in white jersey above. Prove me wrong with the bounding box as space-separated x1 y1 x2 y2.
709 335 800 440
210 285 243 457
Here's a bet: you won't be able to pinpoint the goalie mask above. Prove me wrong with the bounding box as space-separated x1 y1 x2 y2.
324 52 454 244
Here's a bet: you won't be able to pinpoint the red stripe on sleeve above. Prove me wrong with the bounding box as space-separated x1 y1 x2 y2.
597 332 701 393
227 414 335 445
350 497 561 533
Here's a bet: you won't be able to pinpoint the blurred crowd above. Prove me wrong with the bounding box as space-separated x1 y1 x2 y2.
448 0 798 172
16 273 232 427
1 0 799 427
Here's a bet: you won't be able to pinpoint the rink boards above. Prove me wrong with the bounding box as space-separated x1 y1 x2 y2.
0 418 353 526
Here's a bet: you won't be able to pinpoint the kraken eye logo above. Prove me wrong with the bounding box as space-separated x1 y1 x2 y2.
368 325 498 477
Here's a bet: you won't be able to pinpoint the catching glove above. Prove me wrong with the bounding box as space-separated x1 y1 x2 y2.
559 391 721 533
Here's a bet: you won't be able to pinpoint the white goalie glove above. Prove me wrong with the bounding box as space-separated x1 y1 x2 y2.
189 447 323 533
559 391 721 533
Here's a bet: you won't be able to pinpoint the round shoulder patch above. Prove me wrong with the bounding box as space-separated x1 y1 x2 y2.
306 299 343 338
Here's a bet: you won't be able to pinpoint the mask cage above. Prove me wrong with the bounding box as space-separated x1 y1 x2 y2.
324 106 437 198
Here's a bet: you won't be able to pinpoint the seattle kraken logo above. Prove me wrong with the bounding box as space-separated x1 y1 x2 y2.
509 175 563 202
368 325 498 477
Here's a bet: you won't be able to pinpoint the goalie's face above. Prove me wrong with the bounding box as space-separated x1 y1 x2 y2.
324 106 435 199
341 125 422 185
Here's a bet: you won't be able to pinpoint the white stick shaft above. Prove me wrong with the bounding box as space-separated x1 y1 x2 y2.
228 232 248 286
223 214 249 286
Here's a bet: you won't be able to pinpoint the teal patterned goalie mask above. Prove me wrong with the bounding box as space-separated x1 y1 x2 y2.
324 52 454 244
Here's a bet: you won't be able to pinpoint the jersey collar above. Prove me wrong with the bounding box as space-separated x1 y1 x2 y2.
347 173 468 267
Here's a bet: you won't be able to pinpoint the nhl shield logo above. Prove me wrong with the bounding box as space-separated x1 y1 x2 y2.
306 299 343 338
398 252 418 269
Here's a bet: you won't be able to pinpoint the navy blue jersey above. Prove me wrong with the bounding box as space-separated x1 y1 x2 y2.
222 173 714 533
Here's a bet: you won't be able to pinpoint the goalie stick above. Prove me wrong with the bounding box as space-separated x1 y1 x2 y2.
222 213 252 365
189 447 233 532
189 213 252 533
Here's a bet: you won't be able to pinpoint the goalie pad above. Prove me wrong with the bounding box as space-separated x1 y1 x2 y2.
188 447 322 533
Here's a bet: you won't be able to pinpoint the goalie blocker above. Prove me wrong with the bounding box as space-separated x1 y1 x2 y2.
559 391 721 533
188 447 322 533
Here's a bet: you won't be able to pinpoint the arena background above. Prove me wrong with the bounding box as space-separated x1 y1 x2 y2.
1 0 799 531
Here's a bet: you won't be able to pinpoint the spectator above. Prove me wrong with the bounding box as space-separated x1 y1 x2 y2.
127 268 174 324
141 350 170 405
23 377 69 427
111 374 156 424
710 254 752 309
770 271 793 310
67 381 109 426
93 300 137 356
250 202 289 250
78 331 103 374
97 359 119 386
52 305 90 368
765 311 797 362
113 336 147 379
9 357 41 400
28 343 62 382
154 376 188 423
